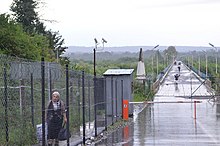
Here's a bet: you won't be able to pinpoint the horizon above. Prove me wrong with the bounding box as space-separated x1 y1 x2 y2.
65 45 214 53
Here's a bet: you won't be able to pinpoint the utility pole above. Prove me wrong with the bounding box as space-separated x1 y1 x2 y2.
151 45 159 77
209 43 218 74
93 38 107 136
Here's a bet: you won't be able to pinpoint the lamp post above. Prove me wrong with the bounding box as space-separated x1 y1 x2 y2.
156 49 159 75
187 56 189 66
202 50 208 78
165 53 168 66
93 38 99 76
206 52 208 78
151 45 159 76
152 56 154 74
209 43 218 74
93 38 98 137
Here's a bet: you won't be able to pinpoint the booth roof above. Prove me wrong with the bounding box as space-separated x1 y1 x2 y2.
103 69 134 75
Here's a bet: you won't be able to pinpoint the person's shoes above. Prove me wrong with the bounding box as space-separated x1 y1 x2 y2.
47 139 53 146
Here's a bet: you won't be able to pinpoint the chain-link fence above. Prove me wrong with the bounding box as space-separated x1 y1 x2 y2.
0 54 131 146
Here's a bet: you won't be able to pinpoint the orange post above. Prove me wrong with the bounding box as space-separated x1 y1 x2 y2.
123 100 129 120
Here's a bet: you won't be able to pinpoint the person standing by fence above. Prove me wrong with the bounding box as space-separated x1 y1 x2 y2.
46 91 67 146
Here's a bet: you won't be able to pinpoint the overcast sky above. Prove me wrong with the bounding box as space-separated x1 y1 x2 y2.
1 0 220 48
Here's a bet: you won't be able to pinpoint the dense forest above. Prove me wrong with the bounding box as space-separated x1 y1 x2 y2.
0 0 68 63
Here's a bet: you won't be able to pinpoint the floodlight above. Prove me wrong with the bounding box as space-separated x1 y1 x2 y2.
94 38 98 44
102 38 107 43
209 43 214 48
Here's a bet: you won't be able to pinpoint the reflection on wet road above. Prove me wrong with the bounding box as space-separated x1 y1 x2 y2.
96 101 220 146
95 62 220 145
132 99 220 146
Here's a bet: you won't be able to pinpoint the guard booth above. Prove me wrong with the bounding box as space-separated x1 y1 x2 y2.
103 69 134 124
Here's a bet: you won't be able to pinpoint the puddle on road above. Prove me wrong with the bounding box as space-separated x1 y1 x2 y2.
93 103 147 146
93 101 220 146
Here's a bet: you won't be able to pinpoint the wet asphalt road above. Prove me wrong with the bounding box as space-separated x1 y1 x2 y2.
96 62 220 146
132 97 220 146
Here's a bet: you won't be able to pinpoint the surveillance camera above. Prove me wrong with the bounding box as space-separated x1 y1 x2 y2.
94 38 98 44
102 38 107 43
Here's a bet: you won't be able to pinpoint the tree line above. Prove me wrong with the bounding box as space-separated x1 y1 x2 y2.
0 0 68 63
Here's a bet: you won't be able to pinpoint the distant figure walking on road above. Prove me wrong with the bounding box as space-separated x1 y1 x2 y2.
174 74 180 84
177 62 181 72
177 66 181 72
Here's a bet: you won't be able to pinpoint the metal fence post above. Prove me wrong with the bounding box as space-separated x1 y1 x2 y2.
94 76 97 136
49 67 52 100
115 79 118 122
111 77 114 125
30 73 34 127
66 64 70 146
3 64 9 143
88 79 91 129
121 80 123 118
41 57 46 146
82 71 86 145
104 78 107 130
77 78 81 129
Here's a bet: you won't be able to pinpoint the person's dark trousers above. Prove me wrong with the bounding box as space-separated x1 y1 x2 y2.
55 139 59 146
